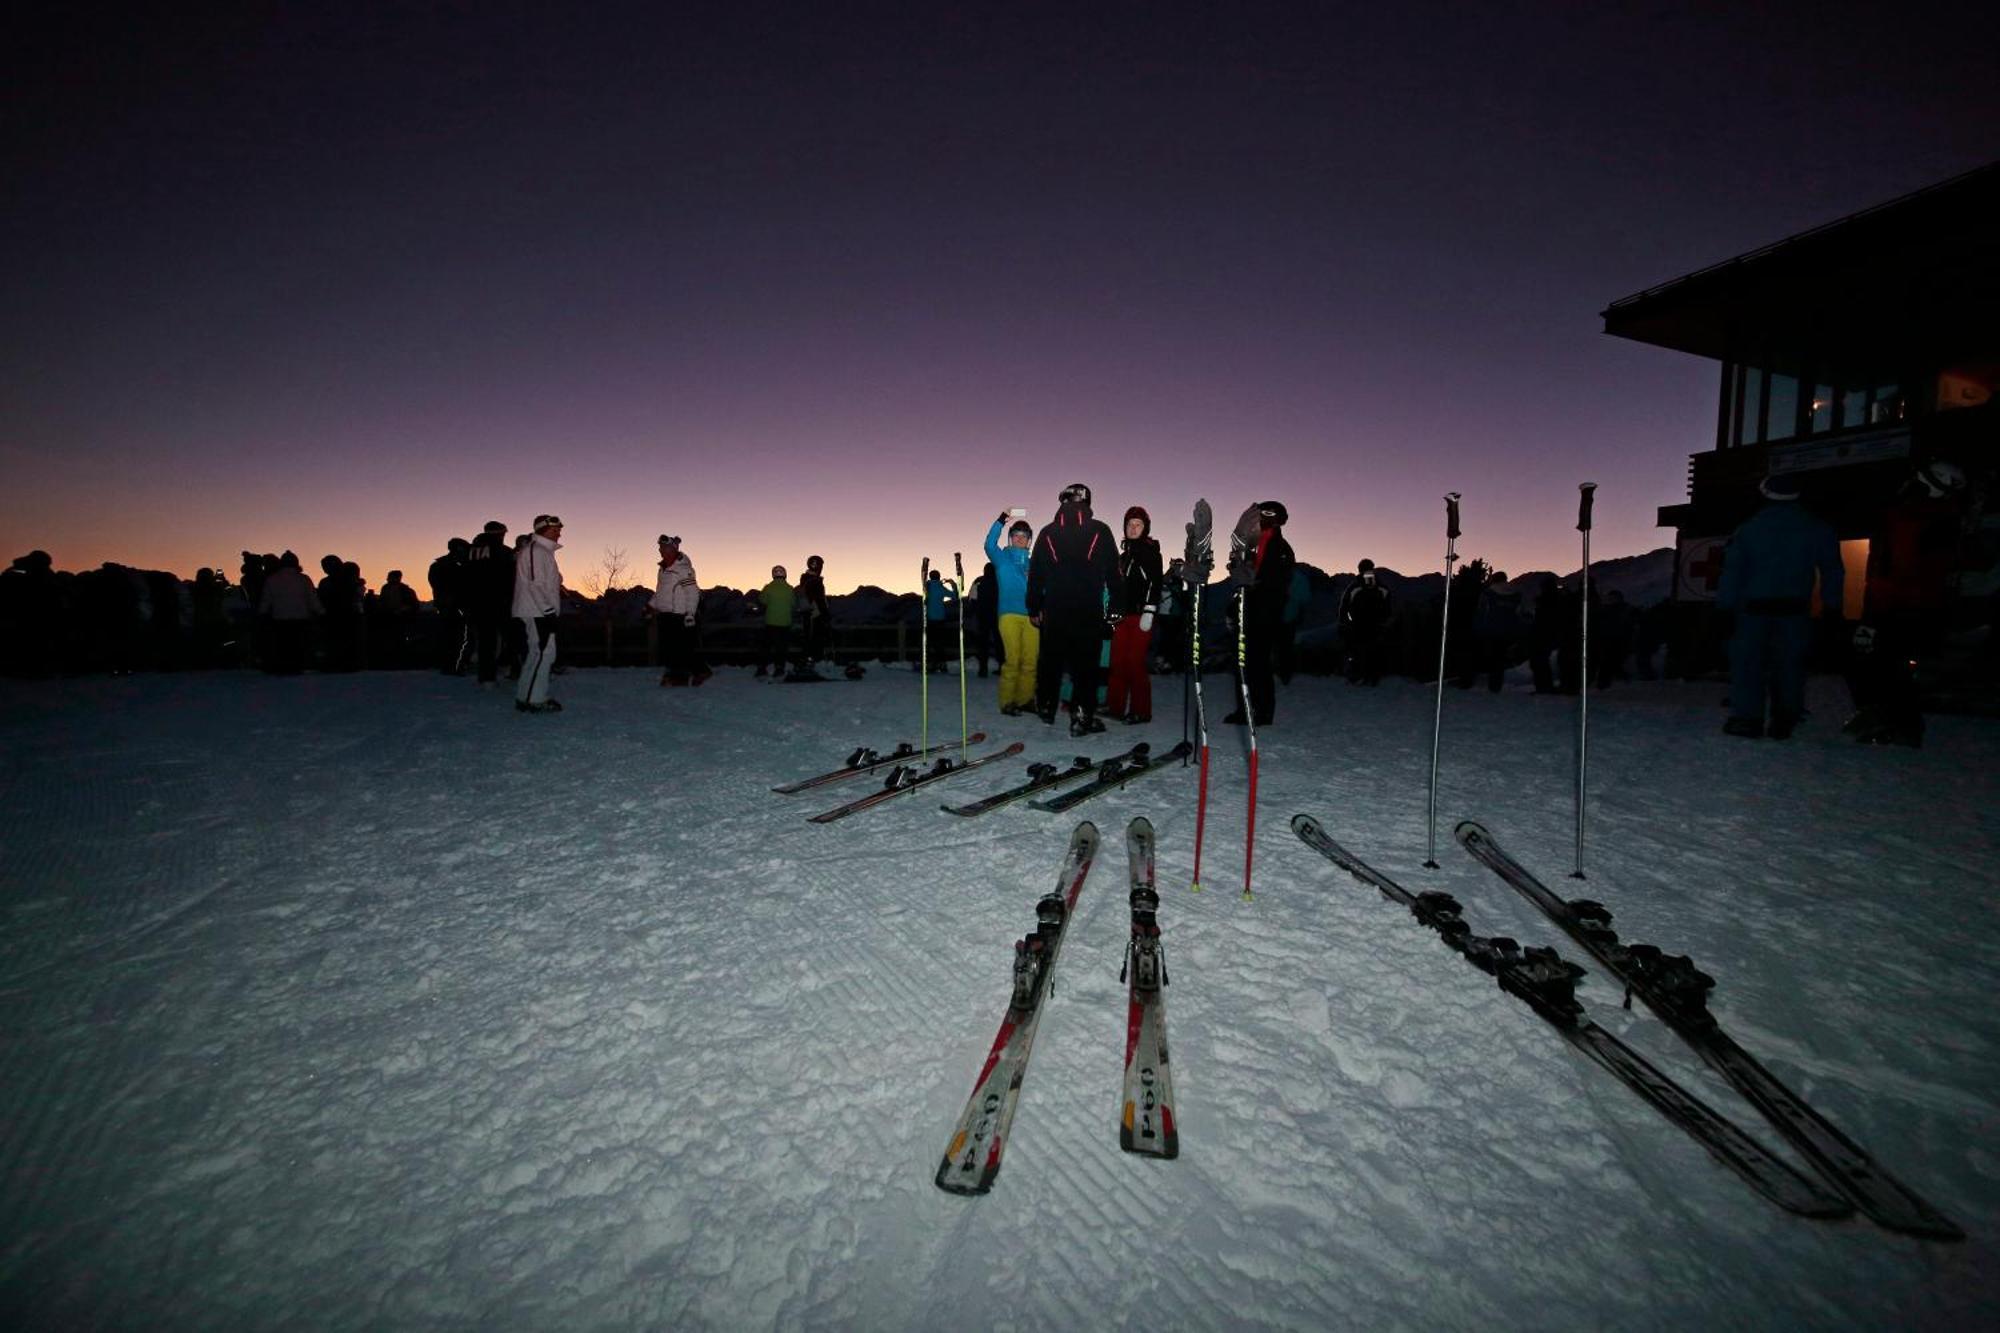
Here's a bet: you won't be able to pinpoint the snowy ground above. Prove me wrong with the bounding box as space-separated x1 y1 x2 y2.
1 664 1995 1330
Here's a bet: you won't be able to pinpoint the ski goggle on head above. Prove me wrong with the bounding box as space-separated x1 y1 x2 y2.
658 533 681 546
533 514 563 532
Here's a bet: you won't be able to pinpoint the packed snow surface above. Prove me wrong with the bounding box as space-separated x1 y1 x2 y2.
1 667 1995 1329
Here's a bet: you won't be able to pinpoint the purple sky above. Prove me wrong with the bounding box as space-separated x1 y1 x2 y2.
6 4 1995 594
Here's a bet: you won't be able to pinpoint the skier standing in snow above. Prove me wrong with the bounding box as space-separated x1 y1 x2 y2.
1027 483 1122 734
465 520 514 687
924 568 957 673
427 537 472 674
984 512 1038 714
1843 459 1969 746
650 534 709 687
256 551 321 675
973 560 1001 678
796 554 833 674
1467 567 1520 692
1715 473 1842 739
1105 505 1162 723
512 515 565 712
1339 559 1390 685
1224 500 1295 726
753 565 795 677
1276 563 1310 684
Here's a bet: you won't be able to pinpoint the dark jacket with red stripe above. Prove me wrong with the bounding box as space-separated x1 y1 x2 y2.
1027 500 1123 620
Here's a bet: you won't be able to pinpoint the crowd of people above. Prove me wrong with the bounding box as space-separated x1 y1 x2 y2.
7 460 1984 745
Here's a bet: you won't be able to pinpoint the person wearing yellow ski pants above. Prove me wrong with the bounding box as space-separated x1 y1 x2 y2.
998 612 1039 710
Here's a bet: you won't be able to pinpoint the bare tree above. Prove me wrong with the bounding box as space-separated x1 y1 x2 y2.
580 546 628 599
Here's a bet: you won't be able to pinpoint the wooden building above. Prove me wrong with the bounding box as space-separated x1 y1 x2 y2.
1604 163 1998 617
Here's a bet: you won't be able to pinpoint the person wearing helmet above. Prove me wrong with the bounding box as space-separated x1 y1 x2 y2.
650 534 709 687
754 564 796 677
795 554 833 674
1715 474 1842 739
1027 482 1122 734
1223 500 1296 725
984 510 1038 712
427 537 473 674
512 515 566 712
1105 505 1162 723
1844 458 1971 746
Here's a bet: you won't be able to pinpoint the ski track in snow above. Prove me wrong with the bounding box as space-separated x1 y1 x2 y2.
0 668 1995 1329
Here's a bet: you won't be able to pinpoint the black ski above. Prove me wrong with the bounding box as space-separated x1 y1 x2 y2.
1120 817 1178 1158
1454 819 1963 1241
1292 815 1849 1219
772 732 988 794
942 744 1151 818
807 743 1024 823
937 821 1100 1195
1031 740 1193 813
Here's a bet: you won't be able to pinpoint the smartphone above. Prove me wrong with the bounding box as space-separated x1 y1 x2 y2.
1009 507 1028 517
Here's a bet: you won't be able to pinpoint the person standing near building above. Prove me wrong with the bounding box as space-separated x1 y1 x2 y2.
1225 500 1296 725
513 515 565 713
1027 483 1121 734
1844 459 1969 746
984 512 1038 714
1715 473 1842 739
753 565 796 677
1105 505 1162 723
650 533 708 686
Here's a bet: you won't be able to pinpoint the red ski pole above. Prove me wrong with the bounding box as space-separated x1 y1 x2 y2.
1236 584 1258 901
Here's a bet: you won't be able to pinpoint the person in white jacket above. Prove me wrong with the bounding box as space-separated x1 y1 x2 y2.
649 533 709 686
512 515 565 712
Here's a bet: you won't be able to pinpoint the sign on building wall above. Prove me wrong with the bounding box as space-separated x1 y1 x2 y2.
1766 432 1911 475
1676 535 1727 601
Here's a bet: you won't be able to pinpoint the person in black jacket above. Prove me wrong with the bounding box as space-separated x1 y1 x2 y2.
1224 500 1295 725
427 538 472 673
464 520 514 685
1105 505 1163 723
1027 482 1123 735
1339 559 1391 685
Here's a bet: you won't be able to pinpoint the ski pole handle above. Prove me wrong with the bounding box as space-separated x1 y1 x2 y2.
1577 482 1597 532
954 551 964 581
1444 493 1461 541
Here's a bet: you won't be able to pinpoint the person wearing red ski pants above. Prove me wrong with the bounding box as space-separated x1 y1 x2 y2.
1104 616 1153 720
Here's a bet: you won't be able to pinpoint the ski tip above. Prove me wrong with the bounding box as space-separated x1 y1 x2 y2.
1453 820 1487 840
1289 812 1316 834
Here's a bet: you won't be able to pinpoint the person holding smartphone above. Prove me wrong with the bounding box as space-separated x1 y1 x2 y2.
983 507 1038 713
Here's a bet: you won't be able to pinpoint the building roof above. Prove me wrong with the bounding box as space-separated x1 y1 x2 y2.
1602 162 2000 380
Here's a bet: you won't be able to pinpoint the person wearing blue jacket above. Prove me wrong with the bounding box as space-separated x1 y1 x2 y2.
984 512 1038 713
1716 473 1844 739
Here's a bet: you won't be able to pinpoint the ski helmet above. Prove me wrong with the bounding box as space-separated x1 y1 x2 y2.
1916 459 1966 498
1059 482 1092 507
772 565 787 580
1257 500 1288 526
807 554 824 570
1758 474 1802 500
1008 519 1033 539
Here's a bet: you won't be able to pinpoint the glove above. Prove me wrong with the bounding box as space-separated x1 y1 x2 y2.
1139 608 1155 632
998 511 1010 525
683 613 696 627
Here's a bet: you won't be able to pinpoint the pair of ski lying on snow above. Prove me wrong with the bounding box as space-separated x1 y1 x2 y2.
935 819 1178 1195
1294 816 1962 1241
773 736 1191 823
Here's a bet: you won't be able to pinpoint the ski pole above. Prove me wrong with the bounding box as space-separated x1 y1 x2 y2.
920 556 930 756
1573 482 1596 880
954 551 968 762
1191 579 1209 892
1236 584 1258 901
1424 493 1462 869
